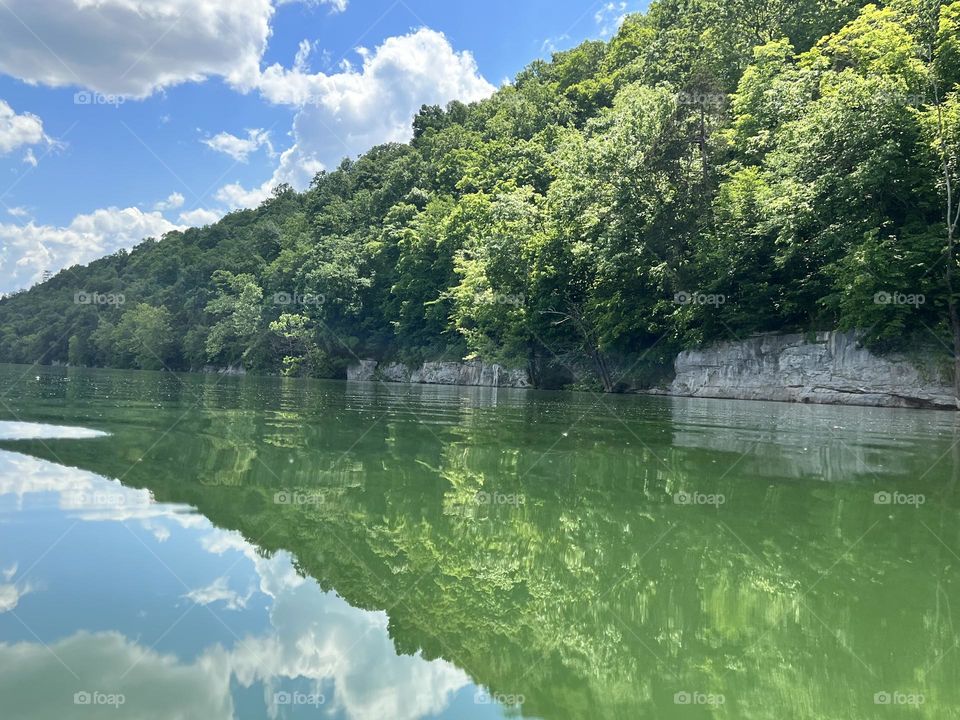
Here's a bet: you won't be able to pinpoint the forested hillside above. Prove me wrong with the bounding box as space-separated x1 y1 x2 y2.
2 0 959 391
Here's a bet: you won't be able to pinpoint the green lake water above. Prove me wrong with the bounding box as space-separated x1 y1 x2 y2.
0 363 959 719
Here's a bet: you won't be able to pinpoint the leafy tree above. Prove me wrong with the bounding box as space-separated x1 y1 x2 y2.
204 271 264 367
269 313 316 377
114 304 175 371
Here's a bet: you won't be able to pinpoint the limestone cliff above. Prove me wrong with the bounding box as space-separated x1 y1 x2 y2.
664 331 954 409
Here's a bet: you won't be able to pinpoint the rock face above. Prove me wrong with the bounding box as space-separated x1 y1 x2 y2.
667 330 955 409
346 360 530 388
346 359 378 382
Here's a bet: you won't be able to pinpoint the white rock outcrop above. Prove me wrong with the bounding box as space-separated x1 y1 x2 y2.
667 330 955 409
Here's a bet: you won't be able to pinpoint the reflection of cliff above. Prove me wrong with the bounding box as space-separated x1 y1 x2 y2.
667 395 960 485
2 373 960 719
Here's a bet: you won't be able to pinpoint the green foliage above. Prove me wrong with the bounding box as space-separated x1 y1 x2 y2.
67 334 87 367
116 304 175 371
204 271 264 367
2 0 959 387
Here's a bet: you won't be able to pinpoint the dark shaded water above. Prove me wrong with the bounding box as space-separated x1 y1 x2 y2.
1 364 959 718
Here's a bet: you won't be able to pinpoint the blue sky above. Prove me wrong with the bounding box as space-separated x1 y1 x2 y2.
0 0 645 293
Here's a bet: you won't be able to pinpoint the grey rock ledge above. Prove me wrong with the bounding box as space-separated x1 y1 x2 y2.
662 330 956 409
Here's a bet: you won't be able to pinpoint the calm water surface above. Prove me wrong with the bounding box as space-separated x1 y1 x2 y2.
1 364 959 719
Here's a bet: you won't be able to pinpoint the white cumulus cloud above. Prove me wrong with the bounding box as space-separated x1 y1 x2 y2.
0 100 46 154
0 581 35 613
214 145 323 209
0 0 349 98
179 207 223 226
183 576 253 611
0 1 242 98
0 207 183 292
202 128 274 162
214 181 275 209
154 191 185 211
217 28 495 208
595 2 629 37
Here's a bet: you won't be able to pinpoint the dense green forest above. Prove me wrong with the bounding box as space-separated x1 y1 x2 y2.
1 0 959 391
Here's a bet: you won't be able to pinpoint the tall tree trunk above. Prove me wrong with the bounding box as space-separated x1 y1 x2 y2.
699 104 709 187
526 338 540 389
591 346 615 393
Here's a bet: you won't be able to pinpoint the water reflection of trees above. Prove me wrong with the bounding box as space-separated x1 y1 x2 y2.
2 373 960 718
